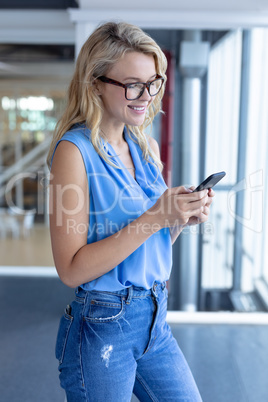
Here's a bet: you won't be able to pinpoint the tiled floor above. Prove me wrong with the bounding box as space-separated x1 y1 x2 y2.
0 224 54 266
1 276 268 402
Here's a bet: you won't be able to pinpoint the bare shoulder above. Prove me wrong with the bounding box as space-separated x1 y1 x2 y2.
50 140 86 184
51 140 83 169
148 136 160 158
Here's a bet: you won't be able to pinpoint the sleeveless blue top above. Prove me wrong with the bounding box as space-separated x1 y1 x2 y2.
52 124 172 291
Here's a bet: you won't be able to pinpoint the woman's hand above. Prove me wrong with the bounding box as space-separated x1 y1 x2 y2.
186 187 215 226
148 186 212 229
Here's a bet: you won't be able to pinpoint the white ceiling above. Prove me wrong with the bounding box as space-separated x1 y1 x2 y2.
0 1 268 47
78 0 268 12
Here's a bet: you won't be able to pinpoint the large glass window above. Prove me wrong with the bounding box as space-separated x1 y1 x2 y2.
0 94 64 213
241 28 268 290
0 62 71 268
202 30 242 290
202 27 268 309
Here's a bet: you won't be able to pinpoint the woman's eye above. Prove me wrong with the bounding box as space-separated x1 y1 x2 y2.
128 84 140 90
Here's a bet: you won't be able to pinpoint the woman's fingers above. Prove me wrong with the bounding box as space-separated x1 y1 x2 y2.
202 205 210 216
208 188 215 197
151 186 214 228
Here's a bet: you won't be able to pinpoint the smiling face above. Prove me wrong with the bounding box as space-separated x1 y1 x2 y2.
97 51 157 133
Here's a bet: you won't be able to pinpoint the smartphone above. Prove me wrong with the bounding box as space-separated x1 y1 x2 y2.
193 171 226 192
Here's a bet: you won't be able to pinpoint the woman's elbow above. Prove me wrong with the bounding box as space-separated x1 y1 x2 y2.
56 266 80 289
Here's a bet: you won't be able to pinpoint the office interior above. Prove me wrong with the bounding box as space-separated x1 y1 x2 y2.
0 1 268 401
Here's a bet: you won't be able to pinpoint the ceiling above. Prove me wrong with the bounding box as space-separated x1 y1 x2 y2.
0 0 267 12
0 0 78 8
78 0 268 12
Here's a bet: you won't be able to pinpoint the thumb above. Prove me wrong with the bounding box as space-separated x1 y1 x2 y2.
173 185 194 195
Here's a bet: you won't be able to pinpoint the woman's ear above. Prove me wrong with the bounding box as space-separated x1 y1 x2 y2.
93 80 102 96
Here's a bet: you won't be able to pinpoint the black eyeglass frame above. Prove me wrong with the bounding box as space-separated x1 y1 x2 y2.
98 74 164 100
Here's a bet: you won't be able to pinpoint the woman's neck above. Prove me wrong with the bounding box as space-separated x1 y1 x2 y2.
100 125 125 146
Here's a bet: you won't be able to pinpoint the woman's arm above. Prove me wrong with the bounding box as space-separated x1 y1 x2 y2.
50 140 210 288
50 141 162 288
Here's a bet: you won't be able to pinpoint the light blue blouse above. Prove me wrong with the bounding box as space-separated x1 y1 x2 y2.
52 124 172 291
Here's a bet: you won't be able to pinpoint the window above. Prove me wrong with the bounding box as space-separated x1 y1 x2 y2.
202 30 242 290
241 28 268 290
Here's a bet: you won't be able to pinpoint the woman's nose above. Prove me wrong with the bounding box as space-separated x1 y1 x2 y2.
140 86 152 101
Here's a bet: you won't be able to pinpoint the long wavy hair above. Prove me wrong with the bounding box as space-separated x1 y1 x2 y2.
47 21 167 169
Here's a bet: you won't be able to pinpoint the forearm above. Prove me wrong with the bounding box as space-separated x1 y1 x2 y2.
61 212 160 288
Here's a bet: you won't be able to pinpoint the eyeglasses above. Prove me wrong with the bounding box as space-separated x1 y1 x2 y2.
98 74 164 101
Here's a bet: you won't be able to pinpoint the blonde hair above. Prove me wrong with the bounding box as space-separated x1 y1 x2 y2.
47 21 167 169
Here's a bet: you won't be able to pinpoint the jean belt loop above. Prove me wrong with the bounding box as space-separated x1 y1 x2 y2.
126 286 133 305
75 286 86 302
152 281 158 297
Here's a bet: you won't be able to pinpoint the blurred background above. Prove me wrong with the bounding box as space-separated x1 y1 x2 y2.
0 1 268 401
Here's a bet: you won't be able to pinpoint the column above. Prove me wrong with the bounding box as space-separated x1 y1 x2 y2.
174 31 210 311
68 7 97 59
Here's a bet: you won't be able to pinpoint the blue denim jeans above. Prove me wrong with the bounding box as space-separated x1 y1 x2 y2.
55 282 202 401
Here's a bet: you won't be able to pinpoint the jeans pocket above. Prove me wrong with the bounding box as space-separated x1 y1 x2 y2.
55 305 73 364
84 295 125 323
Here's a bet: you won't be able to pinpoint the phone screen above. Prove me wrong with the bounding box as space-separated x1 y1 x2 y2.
193 171 226 192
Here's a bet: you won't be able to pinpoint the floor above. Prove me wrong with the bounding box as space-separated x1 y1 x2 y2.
0 224 54 266
1 276 268 402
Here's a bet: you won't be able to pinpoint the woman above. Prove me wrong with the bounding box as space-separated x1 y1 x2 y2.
48 21 213 402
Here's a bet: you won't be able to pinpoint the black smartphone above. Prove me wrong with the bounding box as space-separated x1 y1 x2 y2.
193 171 226 192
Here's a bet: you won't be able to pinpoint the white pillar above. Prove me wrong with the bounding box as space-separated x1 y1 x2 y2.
178 31 210 311
74 22 97 59
68 8 97 59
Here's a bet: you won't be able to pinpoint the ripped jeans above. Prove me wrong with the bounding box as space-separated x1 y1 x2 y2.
55 282 202 402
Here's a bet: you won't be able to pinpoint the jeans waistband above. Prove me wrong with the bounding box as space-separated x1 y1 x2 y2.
75 281 166 303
